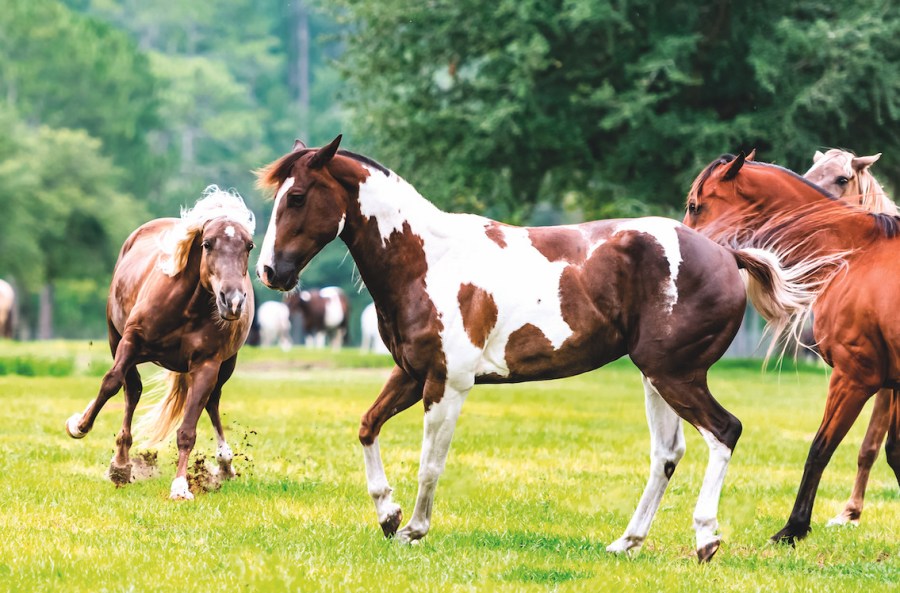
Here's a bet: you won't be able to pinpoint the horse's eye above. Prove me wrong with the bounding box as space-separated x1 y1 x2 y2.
247 241 255 252
201 240 212 251
688 202 700 214
836 176 849 186
288 192 306 206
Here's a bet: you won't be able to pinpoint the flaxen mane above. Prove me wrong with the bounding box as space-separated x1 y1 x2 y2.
157 186 256 276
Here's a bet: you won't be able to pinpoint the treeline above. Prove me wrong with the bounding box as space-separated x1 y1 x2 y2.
2 0 899 339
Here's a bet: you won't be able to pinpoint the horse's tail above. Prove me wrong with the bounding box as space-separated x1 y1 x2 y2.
135 371 190 446
731 247 845 362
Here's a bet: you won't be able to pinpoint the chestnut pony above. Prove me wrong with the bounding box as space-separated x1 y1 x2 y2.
804 149 899 527
685 153 900 544
65 187 256 500
256 136 825 561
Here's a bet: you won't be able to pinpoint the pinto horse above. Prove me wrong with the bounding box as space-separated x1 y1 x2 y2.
65 187 255 499
284 286 349 349
805 148 899 527
0 279 15 338
255 136 825 561
684 153 900 544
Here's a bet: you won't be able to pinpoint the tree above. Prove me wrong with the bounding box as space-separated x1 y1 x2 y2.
334 0 900 220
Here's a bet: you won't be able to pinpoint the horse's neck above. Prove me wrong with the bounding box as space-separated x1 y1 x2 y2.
342 169 453 310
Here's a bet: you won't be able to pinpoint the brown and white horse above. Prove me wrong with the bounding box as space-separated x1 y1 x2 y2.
65 187 256 499
255 136 825 561
685 153 900 544
285 286 349 349
804 148 899 527
0 279 15 338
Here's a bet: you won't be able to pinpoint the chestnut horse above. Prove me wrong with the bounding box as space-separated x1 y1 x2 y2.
804 148 899 527
684 153 900 544
65 187 256 500
255 136 826 561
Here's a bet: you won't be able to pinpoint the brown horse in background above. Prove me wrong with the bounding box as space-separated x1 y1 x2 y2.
65 187 256 500
685 153 900 544
804 148 899 527
284 286 350 349
254 136 830 562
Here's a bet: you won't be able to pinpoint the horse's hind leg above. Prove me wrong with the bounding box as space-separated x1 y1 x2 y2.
650 373 742 563
607 374 685 556
108 367 143 486
66 334 138 439
828 388 891 526
359 366 424 537
206 355 238 479
884 389 900 489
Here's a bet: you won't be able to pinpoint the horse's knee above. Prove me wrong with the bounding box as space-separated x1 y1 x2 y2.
857 442 881 468
359 416 377 447
176 427 197 452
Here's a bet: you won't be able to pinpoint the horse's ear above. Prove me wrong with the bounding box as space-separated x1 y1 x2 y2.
723 152 746 180
813 150 826 163
309 134 342 169
851 153 881 171
292 139 307 152
746 148 757 161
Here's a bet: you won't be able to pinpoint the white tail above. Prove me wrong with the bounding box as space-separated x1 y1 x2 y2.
732 246 847 363
135 371 190 446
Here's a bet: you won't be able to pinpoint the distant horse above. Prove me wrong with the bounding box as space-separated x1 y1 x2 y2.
257 300 292 350
254 136 827 561
804 148 898 527
65 186 256 500
0 279 15 338
285 286 349 350
685 153 900 544
360 302 389 354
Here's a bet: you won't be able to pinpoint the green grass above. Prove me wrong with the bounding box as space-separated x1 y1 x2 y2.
0 347 897 592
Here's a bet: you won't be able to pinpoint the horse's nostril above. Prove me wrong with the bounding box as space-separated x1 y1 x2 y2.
262 265 275 283
219 290 226 303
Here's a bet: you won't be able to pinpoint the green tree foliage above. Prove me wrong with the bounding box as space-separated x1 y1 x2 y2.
335 0 900 220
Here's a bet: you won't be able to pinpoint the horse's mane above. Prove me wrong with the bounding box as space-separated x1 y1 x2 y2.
693 154 900 241
157 186 256 276
856 164 897 215
256 147 391 195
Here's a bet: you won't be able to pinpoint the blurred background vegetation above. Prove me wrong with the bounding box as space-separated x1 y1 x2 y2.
1 0 898 341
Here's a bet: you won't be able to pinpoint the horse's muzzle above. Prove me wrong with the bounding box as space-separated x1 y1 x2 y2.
217 289 247 321
258 262 298 292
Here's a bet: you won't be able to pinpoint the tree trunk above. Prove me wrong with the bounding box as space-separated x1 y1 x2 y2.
289 0 310 139
38 283 53 340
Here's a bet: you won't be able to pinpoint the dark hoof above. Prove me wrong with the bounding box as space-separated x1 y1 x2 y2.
770 523 810 546
380 508 402 538
108 462 133 487
697 539 720 563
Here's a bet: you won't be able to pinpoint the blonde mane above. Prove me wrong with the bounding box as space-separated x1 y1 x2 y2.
157 185 256 276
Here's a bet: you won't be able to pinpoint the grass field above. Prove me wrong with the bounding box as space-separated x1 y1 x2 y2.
0 343 898 592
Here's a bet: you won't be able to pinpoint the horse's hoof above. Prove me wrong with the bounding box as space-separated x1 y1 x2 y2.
108 462 133 487
826 512 859 527
65 414 86 439
395 524 425 545
606 536 642 556
770 523 809 546
169 477 194 501
380 507 402 538
697 538 721 563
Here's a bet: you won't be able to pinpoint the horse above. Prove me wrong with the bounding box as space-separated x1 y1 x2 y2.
804 148 899 527
360 302 390 354
257 300 293 350
0 279 15 338
253 136 828 562
684 153 900 544
65 186 256 500
284 286 349 350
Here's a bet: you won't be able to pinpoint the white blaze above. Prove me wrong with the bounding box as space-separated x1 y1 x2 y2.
257 176 295 278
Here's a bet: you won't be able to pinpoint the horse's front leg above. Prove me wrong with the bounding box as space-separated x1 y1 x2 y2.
205 355 238 479
108 367 143 486
170 360 221 500
396 379 470 544
66 335 139 439
359 366 424 536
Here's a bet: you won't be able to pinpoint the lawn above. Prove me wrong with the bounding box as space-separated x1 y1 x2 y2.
0 343 897 592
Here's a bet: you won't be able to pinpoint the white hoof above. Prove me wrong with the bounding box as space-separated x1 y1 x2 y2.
169 477 194 501
606 536 643 556
65 414 86 439
827 514 858 527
